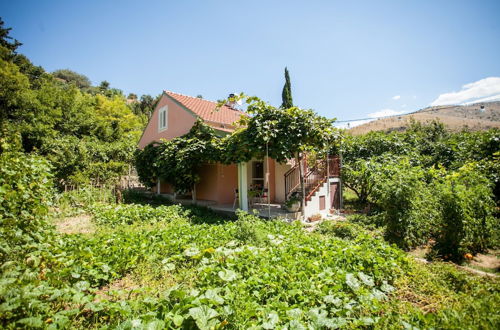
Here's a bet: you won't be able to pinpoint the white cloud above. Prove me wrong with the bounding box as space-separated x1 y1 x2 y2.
367 109 405 118
392 95 401 100
430 77 500 106
462 94 500 105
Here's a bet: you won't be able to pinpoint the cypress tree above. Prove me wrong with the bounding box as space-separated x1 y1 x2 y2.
281 67 293 108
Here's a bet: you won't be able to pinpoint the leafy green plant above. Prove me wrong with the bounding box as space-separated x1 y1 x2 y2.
0 152 54 263
372 158 440 250
89 203 189 227
284 195 300 209
316 220 367 240
432 164 497 260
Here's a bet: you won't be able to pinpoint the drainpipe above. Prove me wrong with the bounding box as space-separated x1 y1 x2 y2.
157 179 161 195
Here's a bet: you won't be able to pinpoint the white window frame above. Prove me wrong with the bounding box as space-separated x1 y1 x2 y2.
158 106 168 132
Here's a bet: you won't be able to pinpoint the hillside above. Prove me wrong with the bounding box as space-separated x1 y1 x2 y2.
349 101 500 135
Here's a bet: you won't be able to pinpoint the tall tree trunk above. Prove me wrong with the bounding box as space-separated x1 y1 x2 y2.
297 152 306 221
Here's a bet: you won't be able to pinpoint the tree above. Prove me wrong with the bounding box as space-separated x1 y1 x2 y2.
0 18 21 54
52 69 91 89
281 67 293 109
222 95 336 218
99 80 110 92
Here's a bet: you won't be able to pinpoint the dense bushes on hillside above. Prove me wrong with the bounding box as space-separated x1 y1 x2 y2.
0 20 155 187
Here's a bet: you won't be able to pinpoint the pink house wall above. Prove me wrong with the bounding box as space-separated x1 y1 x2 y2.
138 93 197 149
195 163 238 205
137 93 282 206
196 163 219 201
216 163 238 204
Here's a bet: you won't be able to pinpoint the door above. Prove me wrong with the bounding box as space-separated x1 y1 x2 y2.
329 182 340 209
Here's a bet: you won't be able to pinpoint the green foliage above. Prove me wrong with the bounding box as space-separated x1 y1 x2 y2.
372 159 440 250
135 119 221 191
378 262 500 329
1 176 498 329
233 210 268 244
121 189 171 205
341 122 500 202
0 18 21 53
54 186 115 217
89 203 190 227
432 164 497 260
281 67 293 108
315 220 369 240
240 96 336 163
156 120 220 191
341 157 382 204
341 122 499 256
51 69 91 90
0 152 53 241
0 21 145 187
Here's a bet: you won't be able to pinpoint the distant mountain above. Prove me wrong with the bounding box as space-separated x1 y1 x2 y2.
349 101 500 135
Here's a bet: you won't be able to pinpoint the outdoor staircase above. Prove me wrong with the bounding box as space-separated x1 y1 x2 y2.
284 156 340 205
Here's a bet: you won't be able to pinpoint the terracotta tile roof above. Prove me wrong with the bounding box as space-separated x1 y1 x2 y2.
165 91 246 126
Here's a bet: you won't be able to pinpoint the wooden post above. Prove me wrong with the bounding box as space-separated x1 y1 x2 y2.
297 152 306 221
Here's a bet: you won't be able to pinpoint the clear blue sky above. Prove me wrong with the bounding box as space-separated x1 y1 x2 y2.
2 0 500 123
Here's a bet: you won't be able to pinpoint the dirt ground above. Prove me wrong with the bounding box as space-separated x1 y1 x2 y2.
469 251 500 272
409 246 499 277
54 214 95 234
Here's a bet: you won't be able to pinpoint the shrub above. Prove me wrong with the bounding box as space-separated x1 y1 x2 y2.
433 164 497 260
233 210 268 244
315 220 366 240
372 159 440 250
347 213 385 229
122 188 171 205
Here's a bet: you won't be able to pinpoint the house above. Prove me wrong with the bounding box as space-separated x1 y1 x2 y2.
138 91 341 219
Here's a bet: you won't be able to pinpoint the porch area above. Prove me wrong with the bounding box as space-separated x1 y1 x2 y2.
156 155 341 220
159 195 300 220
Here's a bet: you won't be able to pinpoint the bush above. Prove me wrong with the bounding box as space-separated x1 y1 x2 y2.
315 220 366 240
433 164 497 260
233 210 268 244
372 160 440 250
347 213 385 229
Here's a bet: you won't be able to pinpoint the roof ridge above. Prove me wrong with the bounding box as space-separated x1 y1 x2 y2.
164 90 245 114
164 90 217 104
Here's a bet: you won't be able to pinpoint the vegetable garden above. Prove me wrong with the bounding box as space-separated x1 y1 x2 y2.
1 151 499 329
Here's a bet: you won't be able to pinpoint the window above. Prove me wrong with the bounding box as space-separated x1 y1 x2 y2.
251 161 264 188
158 106 168 131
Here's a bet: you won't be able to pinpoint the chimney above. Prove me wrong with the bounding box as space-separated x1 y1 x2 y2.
226 93 236 109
